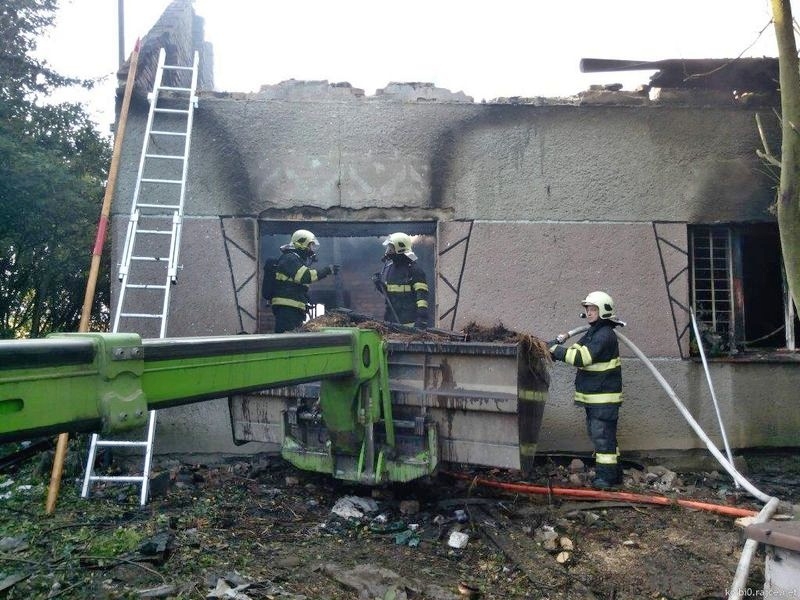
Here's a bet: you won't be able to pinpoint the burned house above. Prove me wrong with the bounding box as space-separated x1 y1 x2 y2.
109 1 800 463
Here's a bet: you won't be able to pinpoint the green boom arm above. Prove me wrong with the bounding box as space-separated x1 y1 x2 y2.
0 328 385 444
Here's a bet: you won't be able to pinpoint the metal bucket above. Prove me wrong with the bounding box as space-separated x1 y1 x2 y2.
229 338 549 476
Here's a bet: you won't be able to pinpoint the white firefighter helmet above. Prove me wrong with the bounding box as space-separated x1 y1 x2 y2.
581 291 616 320
382 232 417 261
290 229 319 251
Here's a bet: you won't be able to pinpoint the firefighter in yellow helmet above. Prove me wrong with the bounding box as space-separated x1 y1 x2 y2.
269 229 339 333
549 291 624 489
374 232 429 328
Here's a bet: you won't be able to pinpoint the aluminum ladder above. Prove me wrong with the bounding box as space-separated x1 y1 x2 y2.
82 49 200 505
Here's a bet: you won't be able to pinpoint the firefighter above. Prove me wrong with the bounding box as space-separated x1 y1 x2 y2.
549 291 624 489
374 232 429 328
270 229 339 333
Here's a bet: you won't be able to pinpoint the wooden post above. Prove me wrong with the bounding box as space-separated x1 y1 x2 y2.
46 39 142 515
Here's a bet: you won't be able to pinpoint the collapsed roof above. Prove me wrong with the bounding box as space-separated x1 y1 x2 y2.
580 57 779 92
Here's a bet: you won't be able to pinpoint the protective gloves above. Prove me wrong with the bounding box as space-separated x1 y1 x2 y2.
371 273 385 293
547 333 568 352
318 264 340 278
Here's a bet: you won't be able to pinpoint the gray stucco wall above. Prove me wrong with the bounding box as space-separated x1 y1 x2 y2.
546 358 800 456
439 221 687 358
110 19 796 459
115 96 774 223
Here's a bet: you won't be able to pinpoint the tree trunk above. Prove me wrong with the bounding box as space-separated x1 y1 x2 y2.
772 0 800 314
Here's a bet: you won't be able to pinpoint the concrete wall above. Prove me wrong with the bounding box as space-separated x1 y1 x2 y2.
546 358 800 456
109 4 799 459
116 94 773 222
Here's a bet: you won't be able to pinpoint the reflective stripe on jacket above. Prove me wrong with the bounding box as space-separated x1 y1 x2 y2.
552 320 622 404
381 256 428 324
270 249 322 310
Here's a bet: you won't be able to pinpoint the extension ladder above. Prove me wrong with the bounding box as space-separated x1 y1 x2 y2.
82 49 199 505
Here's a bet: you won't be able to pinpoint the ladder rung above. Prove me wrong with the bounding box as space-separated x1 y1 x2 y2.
125 284 168 290
95 440 150 447
154 108 190 114
136 203 181 209
150 130 187 137
141 178 183 185
89 475 147 483
145 153 186 160
85 49 199 508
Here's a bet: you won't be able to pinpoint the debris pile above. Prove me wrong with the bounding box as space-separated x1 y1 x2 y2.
302 311 547 345
460 321 519 343
2 451 797 598
300 310 436 341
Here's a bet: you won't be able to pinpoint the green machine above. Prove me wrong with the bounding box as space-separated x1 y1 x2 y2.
0 328 548 484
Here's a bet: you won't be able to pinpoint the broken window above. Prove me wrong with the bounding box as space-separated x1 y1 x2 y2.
689 223 797 356
257 221 436 333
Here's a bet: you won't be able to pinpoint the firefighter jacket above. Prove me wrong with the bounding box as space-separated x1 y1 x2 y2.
380 254 429 326
271 248 327 310
551 320 622 405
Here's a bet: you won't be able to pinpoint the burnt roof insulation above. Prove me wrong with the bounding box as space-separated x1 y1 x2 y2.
580 57 779 91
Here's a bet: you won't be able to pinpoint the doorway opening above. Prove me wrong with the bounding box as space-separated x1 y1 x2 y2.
258 221 436 333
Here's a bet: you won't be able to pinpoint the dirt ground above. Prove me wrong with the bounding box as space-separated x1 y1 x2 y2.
2 447 799 600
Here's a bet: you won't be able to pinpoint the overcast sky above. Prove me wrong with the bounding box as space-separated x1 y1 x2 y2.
36 0 783 130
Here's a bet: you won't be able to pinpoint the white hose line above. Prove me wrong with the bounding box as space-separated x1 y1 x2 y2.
689 309 736 476
615 331 774 504
560 325 771 501
726 497 780 600
613 331 780 598
557 325 780 595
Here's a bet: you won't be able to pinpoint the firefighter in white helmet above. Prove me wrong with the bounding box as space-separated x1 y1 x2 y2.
549 291 624 489
373 232 429 328
269 229 339 333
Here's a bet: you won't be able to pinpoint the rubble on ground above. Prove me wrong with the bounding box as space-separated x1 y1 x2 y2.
2 451 798 599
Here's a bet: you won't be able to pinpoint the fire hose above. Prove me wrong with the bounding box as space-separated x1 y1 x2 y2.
542 324 781 599
444 470 758 517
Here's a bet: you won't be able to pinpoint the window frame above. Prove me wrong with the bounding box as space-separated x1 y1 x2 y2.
257 220 437 333
689 223 797 356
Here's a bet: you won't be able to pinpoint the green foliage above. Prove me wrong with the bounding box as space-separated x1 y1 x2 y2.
87 525 145 556
0 0 112 338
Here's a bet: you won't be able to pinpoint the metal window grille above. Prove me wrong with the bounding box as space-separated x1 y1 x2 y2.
690 226 733 349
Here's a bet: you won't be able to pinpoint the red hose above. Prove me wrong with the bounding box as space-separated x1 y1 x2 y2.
443 471 758 518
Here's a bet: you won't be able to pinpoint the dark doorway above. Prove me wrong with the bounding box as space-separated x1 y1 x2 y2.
740 224 790 349
258 221 436 333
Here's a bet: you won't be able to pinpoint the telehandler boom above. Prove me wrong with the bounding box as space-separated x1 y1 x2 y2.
0 328 548 485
